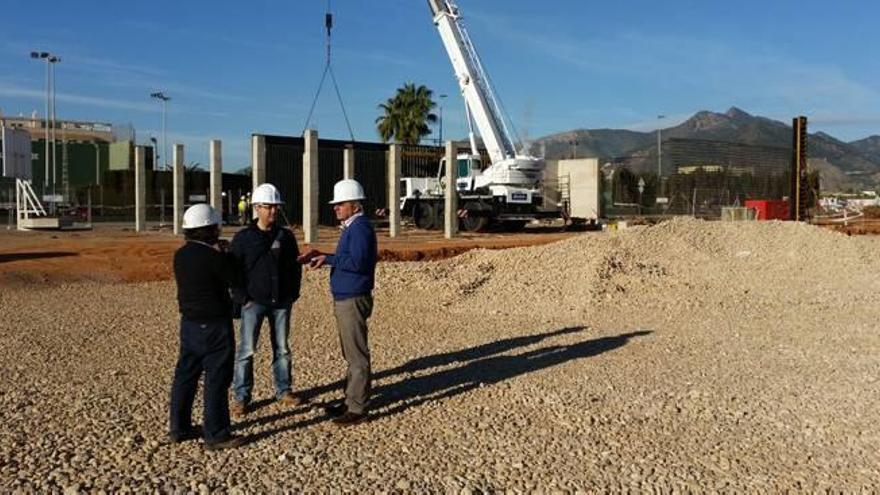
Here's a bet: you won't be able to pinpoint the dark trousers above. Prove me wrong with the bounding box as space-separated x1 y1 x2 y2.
169 318 234 444
333 295 373 414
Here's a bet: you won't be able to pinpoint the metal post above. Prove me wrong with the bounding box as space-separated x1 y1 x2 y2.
94 143 101 186
51 59 57 208
657 115 665 179
44 59 49 189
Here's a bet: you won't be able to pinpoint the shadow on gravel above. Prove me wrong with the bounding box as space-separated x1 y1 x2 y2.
295 326 588 405
238 327 651 440
367 329 652 421
235 327 589 434
0 251 77 263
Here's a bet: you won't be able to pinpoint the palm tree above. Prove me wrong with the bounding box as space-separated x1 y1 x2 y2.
375 83 438 145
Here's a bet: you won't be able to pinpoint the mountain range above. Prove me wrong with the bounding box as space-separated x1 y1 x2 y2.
533 107 880 192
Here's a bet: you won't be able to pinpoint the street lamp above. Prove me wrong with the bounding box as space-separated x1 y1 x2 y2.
29 51 53 191
150 92 170 170
657 115 666 177
438 93 448 145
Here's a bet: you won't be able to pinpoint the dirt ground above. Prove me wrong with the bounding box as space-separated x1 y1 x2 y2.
0 223 576 287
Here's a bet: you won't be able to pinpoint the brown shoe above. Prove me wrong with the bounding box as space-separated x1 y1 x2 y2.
278 392 309 407
205 434 245 451
230 400 248 418
332 411 367 427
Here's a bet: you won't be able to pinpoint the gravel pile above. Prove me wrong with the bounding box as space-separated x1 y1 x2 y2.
1 217 878 491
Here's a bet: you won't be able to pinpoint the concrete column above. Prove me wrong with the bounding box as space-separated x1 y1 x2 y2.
303 129 319 244
343 146 355 180
134 146 146 233
173 144 185 235
444 140 458 239
209 139 222 212
388 144 402 238
251 134 266 192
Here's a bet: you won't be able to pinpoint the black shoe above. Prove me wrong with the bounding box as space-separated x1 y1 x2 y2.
332 411 367 427
205 434 245 451
167 426 202 443
323 403 347 418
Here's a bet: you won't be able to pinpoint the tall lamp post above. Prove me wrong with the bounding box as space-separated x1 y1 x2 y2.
29 51 56 191
150 92 170 170
657 114 666 177
438 93 448 145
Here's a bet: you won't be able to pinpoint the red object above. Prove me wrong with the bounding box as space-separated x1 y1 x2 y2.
745 200 790 220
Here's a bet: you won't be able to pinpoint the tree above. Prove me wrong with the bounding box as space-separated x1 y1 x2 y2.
375 83 438 145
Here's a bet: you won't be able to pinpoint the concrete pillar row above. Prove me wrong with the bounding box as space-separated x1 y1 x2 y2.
303 129 319 244
343 146 355 180
444 141 458 239
209 139 222 212
134 146 146 233
173 144 185 236
387 144 401 238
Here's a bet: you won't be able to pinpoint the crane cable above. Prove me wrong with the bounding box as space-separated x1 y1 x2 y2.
302 0 355 141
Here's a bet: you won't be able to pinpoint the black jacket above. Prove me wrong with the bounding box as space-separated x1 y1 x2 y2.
229 222 302 308
173 242 235 322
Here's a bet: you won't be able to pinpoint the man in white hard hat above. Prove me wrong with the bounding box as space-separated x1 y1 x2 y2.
228 183 305 417
170 203 243 450
299 179 377 426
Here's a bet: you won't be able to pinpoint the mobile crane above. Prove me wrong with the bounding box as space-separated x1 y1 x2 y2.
401 0 547 232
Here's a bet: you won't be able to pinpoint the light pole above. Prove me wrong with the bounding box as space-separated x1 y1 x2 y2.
657 115 665 177
49 55 60 204
150 92 170 170
29 51 53 191
438 94 448 145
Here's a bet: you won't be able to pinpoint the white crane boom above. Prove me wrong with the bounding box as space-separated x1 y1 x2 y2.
428 0 517 165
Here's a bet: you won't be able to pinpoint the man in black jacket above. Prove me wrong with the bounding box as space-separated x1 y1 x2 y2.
170 204 242 450
229 183 305 416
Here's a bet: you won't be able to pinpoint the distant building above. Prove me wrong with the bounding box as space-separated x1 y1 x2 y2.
0 114 115 144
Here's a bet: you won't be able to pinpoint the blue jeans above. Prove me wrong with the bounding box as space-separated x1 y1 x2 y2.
169 318 234 444
232 302 293 403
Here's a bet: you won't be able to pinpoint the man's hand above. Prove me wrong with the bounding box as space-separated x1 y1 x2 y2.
308 254 327 269
297 248 321 265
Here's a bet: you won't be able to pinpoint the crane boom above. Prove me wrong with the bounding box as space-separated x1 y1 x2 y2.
428 0 517 164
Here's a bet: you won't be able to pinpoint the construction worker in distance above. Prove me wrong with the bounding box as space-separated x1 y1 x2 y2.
299 179 378 426
237 196 247 226
169 203 243 450
229 183 305 417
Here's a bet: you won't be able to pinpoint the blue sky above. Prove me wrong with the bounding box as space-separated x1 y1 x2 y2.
2 0 878 170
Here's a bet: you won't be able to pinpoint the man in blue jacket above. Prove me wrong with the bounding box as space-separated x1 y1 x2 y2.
301 179 377 426
229 183 305 417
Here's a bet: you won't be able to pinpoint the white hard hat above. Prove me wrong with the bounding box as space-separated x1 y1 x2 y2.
252 183 283 205
182 203 221 229
330 179 366 204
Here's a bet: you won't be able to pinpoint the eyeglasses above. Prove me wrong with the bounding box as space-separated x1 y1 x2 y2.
256 204 279 210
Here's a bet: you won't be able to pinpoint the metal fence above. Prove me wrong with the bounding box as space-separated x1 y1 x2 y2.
601 138 816 218
263 135 485 226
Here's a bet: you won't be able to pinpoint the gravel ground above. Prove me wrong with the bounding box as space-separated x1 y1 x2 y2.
1 217 878 492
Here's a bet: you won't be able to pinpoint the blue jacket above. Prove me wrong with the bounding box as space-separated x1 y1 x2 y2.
326 215 377 300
